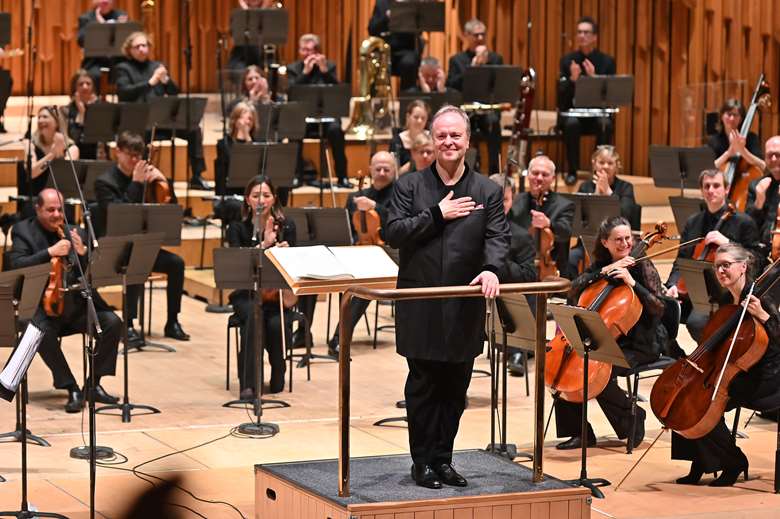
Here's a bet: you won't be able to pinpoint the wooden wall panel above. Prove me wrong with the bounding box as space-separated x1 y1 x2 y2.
2 0 778 177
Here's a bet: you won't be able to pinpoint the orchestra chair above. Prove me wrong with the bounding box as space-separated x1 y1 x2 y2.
730 393 780 493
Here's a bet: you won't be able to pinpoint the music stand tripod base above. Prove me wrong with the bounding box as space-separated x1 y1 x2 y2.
125 339 176 353
223 396 291 410
564 476 610 499
0 429 49 447
95 401 161 423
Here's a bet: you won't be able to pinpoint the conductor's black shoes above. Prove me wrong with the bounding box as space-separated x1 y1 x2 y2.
411 464 442 489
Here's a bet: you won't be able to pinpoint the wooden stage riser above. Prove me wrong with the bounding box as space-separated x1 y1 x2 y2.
255 471 591 519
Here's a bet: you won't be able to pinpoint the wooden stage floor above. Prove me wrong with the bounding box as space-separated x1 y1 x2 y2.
2 271 780 518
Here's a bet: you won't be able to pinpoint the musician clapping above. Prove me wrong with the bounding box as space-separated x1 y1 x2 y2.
28 106 80 195
746 135 780 248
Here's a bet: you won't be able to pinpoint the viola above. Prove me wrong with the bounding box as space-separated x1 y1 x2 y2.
257 208 297 309
650 258 780 439
143 127 173 204
723 76 771 212
545 223 667 402
351 174 384 246
675 204 735 298
43 226 69 317
771 207 780 261
530 193 558 280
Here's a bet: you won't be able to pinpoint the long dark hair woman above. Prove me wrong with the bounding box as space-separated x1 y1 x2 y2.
553 216 669 451
707 98 764 172
65 69 101 160
226 175 296 397
672 243 780 486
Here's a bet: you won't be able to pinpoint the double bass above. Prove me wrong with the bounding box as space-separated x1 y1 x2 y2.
545 223 667 402
650 258 780 439
723 75 771 212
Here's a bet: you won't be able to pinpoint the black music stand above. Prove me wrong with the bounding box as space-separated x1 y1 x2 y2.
462 65 523 104
0 13 10 48
669 196 705 234
561 193 620 237
388 0 444 57
94 233 164 423
213 247 286 435
288 84 351 201
573 75 634 109
649 145 715 197
0 264 68 519
82 21 143 59
676 258 727 315
227 142 299 191
230 8 289 48
47 159 112 201
399 92 462 122
549 304 629 499
254 102 307 142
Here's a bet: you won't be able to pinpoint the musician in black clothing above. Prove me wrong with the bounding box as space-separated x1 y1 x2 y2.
227 175 296 397
326 151 397 356
65 69 101 160
214 102 258 228
225 66 271 116
390 100 430 175
368 0 422 91
94 131 190 343
405 57 452 95
9 189 121 413
665 169 761 342
286 33 351 188
114 31 210 190
554 216 667 450
446 18 503 175
228 0 279 72
672 243 780 487
77 0 129 89
747 136 780 255
707 98 764 172
558 16 616 185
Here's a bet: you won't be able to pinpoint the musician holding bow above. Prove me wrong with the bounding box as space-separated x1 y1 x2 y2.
746 136 780 260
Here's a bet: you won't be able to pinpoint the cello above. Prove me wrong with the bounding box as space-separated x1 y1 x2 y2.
545 223 667 402
351 174 384 246
722 75 771 212
650 257 780 439
530 194 558 280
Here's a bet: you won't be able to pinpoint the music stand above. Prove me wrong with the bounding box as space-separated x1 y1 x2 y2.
549 304 629 499
399 92 462 122
118 102 150 136
676 258 727 315
214 247 286 435
230 8 289 48
254 102 307 142
0 263 68 519
462 65 523 104
389 0 444 57
82 21 143 59
227 142 299 191
669 196 704 235
649 145 715 196
573 75 634 109
93 233 164 423
0 13 10 48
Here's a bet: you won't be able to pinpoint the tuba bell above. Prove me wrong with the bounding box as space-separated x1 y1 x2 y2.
347 36 392 139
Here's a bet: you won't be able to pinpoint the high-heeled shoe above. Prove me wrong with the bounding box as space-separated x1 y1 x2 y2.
709 464 749 487
675 462 704 485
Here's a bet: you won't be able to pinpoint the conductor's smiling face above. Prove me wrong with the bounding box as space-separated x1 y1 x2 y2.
432 111 469 166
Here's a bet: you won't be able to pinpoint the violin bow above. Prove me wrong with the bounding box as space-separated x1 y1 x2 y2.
614 428 669 491
711 281 757 401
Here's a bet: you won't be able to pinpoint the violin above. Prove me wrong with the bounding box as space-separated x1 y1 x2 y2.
43 226 70 317
723 76 771 212
530 193 558 280
675 204 735 298
351 174 384 246
650 257 780 439
256 206 297 309
545 223 667 402
771 207 780 261
143 127 172 204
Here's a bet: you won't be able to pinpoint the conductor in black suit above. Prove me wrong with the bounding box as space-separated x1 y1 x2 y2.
94 131 190 343
368 0 422 91
9 189 121 413
387 105 510 489
286 33 351 189
446 18 503 175
558 16 616 185
77 0 129 89
114 31 210 190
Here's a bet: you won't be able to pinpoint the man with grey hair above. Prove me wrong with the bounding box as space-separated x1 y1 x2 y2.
387 105 510 489
405 56 449 94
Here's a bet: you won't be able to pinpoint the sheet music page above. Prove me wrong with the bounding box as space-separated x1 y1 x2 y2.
328 246 398 280
0 324 44 397
269 245 354 280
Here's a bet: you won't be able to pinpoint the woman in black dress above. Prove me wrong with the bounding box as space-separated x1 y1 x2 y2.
390 99 430 174
27 106 80 196
65 69 100 160
707 98 764 172
672 243 780 486
226 175 296 398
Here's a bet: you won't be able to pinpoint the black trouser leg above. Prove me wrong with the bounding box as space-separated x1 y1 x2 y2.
671 420 747 474
392 50 419 92
326 121 348 181
233 294 256 391
264 308 291 393
35 317 77 390
153 249 185 323
563 116 583 174
184 128 207 180
554 376 634 439
330 297 371 344
64 307 121 382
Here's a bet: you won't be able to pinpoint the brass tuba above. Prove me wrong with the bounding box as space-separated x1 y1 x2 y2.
347 36 392 139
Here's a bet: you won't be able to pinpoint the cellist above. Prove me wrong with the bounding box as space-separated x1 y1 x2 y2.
746 136 780 261
707 99 765 173
554 216 668 450
672 243 780 487
665 169 760 341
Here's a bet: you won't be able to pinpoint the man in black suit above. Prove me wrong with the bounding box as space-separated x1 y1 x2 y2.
77 0 129 89
387 106 510 489
446 18 503 175
747 135 780 254
558 16 617 185
9 188 121 413
368 0 422 91
94 131 190 343
286 33 351 189
404 56 455 95
114 31 210 190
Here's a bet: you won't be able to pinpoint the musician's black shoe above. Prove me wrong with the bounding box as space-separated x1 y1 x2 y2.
709 465 749 487
0 121 7 134
434 463 468 487
84 384 119 405
65 387 85 413
126 326 143 348
239 388 255 401
556 431 596 450
189 177 213 190
292 328 311 348
164 321 191 341
675 462 704 485
336 178 353 189
508 352 525 377
411 464 442 489
564 172 577 186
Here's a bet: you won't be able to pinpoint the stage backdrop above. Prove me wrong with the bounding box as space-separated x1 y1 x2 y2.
3 0 779 177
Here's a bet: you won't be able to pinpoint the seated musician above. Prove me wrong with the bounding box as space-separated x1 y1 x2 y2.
672 243 780 486
326 151 397 356
707 99 764 172
94 131 190 343
227 175 296 398
554 216 668 450
558 16 616 185
446 18 503 175
225 65 271 116
25 107 80 202
215 102 258 226
286 33 351 189
8 189 121 413
492 173 536 283
114 31 210 190
65 69 100 160
405 57 453 95
747 136 780 260
407 132 435 174
568 145 639 274
390 100 430 175
77 0 129 89
228 0 280 72
665 169 760 342
368 0 422 91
